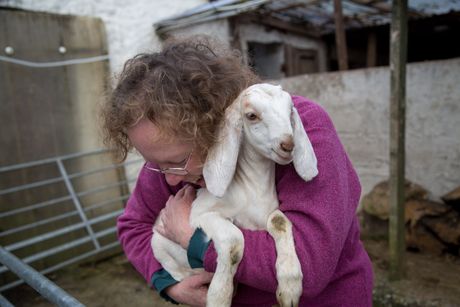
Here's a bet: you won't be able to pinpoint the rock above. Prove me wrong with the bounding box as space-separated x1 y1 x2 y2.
441 186 460 209
362 179 429 220
361 180 460 257
404 199 451 255
405 223 446 255
422 209 460 247
405 199 450 228
359 211 389 240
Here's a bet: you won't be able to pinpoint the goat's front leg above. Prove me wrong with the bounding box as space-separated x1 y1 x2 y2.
267 210 303 307
191 211 244 307
151 230 201 281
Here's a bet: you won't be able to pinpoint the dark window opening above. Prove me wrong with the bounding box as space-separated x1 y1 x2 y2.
247 42 283 80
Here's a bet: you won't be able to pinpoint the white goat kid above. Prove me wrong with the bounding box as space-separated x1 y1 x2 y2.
151 83 318 307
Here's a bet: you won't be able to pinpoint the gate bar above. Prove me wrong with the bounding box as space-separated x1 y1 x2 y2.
0 294 14 307
56 159 100 250
0 246 84 307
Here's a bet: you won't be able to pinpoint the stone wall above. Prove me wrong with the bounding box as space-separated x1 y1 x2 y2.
279 58 460 201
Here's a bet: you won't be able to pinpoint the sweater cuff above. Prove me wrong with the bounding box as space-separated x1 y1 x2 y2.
187 228 211 268
151 269 179 305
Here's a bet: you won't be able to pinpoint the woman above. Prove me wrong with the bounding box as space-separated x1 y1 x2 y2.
101 36 373 307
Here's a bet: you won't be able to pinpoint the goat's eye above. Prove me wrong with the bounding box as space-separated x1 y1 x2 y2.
245 112 258 121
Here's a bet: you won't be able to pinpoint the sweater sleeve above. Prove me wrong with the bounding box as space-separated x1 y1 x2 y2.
151 269 179 304
117 165 175 283
203 97 362 298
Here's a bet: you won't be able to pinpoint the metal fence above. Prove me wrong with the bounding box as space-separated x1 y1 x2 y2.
0 149 142 293
0 246 84 306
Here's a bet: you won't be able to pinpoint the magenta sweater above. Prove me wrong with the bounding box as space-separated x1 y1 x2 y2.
117 96 373 306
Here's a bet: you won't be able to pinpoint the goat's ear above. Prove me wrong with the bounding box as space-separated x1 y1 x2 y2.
291 106 318 181
203 99 243 197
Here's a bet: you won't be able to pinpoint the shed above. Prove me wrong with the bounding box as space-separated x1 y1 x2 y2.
155 0 460 78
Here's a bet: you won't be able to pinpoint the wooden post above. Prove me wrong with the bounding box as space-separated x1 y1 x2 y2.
333 0 348 70
366 31 377 67
389 0 408 281
229 17 242 54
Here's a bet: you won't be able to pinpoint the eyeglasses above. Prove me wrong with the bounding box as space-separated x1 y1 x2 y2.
144 150 193 176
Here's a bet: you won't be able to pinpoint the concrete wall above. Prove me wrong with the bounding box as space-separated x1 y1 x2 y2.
2 0 206 73
279 58 460 201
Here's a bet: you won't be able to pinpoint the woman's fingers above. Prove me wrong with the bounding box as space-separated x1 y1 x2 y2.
153 210 166 235
175 186 186 199
190 271 214 286
183 185 196 202
174 185 196 202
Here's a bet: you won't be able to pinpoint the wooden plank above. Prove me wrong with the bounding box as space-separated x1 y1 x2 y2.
229 17 243 54
389 0 408 281
333 0 349 70
284 45 319 77
242 13 322 38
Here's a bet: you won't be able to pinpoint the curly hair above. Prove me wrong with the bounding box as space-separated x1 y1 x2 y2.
100 36 259 161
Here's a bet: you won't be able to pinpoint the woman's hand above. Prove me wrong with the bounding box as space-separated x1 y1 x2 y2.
155 185 196 249
165 271 214 307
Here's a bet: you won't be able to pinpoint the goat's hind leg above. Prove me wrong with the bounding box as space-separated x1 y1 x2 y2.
267 210 303 307
192 212 244 307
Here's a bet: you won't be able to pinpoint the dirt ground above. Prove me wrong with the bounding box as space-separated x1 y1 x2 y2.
366 239 460 307
3 239 460 307
3 255 173 307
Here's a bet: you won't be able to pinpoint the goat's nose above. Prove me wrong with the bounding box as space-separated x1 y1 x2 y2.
280 137 294 153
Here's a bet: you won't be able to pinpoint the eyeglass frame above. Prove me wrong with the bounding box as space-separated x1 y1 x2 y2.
143 149 193 176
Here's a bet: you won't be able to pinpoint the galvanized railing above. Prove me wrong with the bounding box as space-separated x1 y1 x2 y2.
0 246 84 306
0 149 143 296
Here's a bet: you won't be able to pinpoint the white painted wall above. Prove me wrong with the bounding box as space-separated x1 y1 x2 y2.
170 19 231 44
279 58 460 202
3 0 206 73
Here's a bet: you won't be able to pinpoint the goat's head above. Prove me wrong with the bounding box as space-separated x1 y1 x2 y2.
204 83 318 197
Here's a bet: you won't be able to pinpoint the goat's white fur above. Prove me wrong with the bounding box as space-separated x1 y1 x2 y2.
151 83 318 307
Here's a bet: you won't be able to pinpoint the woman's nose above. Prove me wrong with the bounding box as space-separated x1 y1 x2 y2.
164 173 185 186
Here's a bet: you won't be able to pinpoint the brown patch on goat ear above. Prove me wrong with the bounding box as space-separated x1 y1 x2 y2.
271 215 287 232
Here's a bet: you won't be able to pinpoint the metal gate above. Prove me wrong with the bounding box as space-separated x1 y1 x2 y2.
0 149 142 292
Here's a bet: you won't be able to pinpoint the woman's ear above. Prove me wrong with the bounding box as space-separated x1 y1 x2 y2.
203 98 243 197
291 106 318 181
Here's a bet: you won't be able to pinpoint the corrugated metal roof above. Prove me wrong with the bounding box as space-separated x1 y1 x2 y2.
155 0 271 34
155 0 460 35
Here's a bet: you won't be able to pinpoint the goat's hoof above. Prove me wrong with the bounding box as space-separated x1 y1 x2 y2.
275 274 302 307
276 290 300 307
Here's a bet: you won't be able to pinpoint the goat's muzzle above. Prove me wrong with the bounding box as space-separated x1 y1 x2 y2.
280 136 294 153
